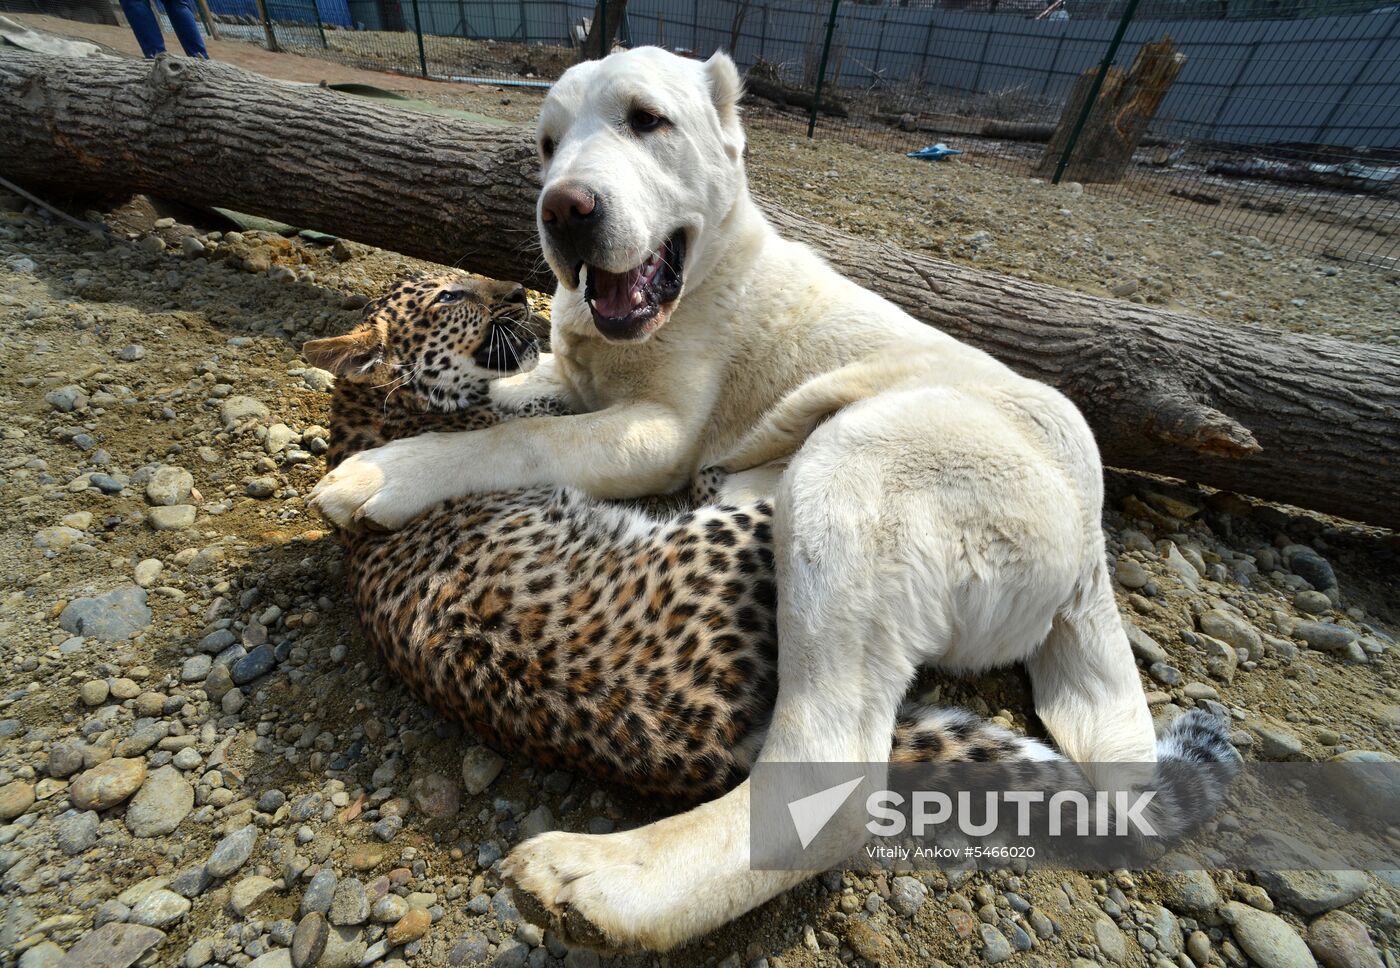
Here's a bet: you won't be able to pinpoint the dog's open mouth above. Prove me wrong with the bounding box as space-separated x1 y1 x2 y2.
583 232 685 341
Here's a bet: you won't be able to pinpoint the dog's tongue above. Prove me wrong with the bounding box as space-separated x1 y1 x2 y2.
590 265 646 318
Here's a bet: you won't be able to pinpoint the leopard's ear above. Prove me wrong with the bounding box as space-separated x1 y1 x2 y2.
303 326 381 379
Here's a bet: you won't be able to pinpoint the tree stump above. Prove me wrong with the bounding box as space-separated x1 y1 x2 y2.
1036 37 1186 183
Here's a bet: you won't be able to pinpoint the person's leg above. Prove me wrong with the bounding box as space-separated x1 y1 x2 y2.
118 0 167 58
160 0 210 58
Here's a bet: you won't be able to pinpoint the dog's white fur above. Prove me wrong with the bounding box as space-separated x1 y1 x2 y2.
311 47 1155 950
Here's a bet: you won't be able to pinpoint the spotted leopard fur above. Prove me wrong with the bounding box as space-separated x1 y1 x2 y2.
311 275 1160 802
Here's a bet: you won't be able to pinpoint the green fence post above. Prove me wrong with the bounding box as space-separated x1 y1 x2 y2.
1050 0 1141 184
310 0 328 49
410 0 429 77
807 0 841 139
253 0 279 51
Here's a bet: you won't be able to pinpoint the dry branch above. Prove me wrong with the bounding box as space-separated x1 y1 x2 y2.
2 51 1397 528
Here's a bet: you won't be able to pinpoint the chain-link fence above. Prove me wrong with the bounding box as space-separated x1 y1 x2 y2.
20 0 1396 267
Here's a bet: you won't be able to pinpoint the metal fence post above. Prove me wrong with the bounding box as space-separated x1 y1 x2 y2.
1051 0 1141 184
411 0 429 76
253 0 279 51
310 0 328 49
807 0 841 138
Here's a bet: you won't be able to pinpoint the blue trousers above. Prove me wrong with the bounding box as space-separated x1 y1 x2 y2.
120 0 209 58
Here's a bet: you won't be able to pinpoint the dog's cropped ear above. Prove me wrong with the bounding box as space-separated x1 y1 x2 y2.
705 52 745 157
303 327 381 379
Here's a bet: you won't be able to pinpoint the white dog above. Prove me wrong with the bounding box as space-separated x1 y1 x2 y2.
311 48 1164 950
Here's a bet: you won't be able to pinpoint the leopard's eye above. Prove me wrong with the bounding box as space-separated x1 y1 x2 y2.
435 290 464 305
628 109 666 134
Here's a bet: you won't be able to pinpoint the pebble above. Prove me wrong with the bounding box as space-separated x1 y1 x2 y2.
1288 550 1338 595
148 504 196 530
18 942 64 968
1124 622 1168 664
125 765 194 836
1297 622 1357 653
301 868 338 915
133 559 163 588
1199 609 1263 660
1222 901 1318 968
232 644 276 684
129 889 191 928
230 875 278 917
206 823 259 878
979 923 1014 963
0 780 34 821
1294 590 1333 615
246 477 277 499
1306 910 1384 968
462 745 505 794
180 654 212 682
448 931 490 965
220 395 270 427
372 893 409 923
1158 858 1221 916
55 808 100 854
292 912 329 967
1253 722 1304 760
1094 918 1128 963
59 586 152 641
79 678 110 706
1186 931 1213 965
329 877 369 925
889 874 927 917
408 772 460 818
387 907 432 945
60 923 167 968
70 757 147 810
145 465 194 506
1115 558 1149 589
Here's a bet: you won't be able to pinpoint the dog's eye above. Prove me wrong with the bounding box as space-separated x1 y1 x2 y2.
435 290 464 305
539 136 555 159
628 109 665 133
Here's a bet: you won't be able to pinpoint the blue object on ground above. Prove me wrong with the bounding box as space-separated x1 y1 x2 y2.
120 0 209 58
907 143 963 161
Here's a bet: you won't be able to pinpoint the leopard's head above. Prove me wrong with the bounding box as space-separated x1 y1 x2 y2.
303 274 541 411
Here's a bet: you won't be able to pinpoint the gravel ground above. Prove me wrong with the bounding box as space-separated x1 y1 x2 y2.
1 24 1399 968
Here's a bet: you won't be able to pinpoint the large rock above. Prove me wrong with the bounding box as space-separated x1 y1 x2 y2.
145 465 193 506
1199 609 1263 660
206 824 259 878
1156 856 1221 917
220 395 269 428
70 757 147 810
125 766 193 837
58 587 152 641
1222 902 1317 968
61 923 166 968
1306 911 1383 968
1251 832 1370 915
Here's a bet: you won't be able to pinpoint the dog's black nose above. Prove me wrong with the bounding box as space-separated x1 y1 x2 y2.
540 184 599 227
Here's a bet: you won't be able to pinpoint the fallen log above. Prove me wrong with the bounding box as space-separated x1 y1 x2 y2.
2 50 1396 529
743 73 849 118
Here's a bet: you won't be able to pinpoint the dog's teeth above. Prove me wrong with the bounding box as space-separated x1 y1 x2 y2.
631 291 644 307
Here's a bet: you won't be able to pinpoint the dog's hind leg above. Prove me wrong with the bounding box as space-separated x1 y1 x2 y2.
1027 563 1157 766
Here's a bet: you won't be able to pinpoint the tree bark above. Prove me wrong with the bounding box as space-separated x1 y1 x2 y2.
2 50 1397 529
579 0 627 61
1036 37 1186 183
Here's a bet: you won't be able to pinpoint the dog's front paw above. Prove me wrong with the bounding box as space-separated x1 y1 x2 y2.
309 436 446 529
503 830 674 954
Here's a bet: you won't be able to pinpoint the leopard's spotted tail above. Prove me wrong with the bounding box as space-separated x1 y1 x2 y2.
891 703 1065 764
890 705 1239 841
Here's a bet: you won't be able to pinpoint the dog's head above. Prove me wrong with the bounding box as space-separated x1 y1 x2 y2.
535 47 746 342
